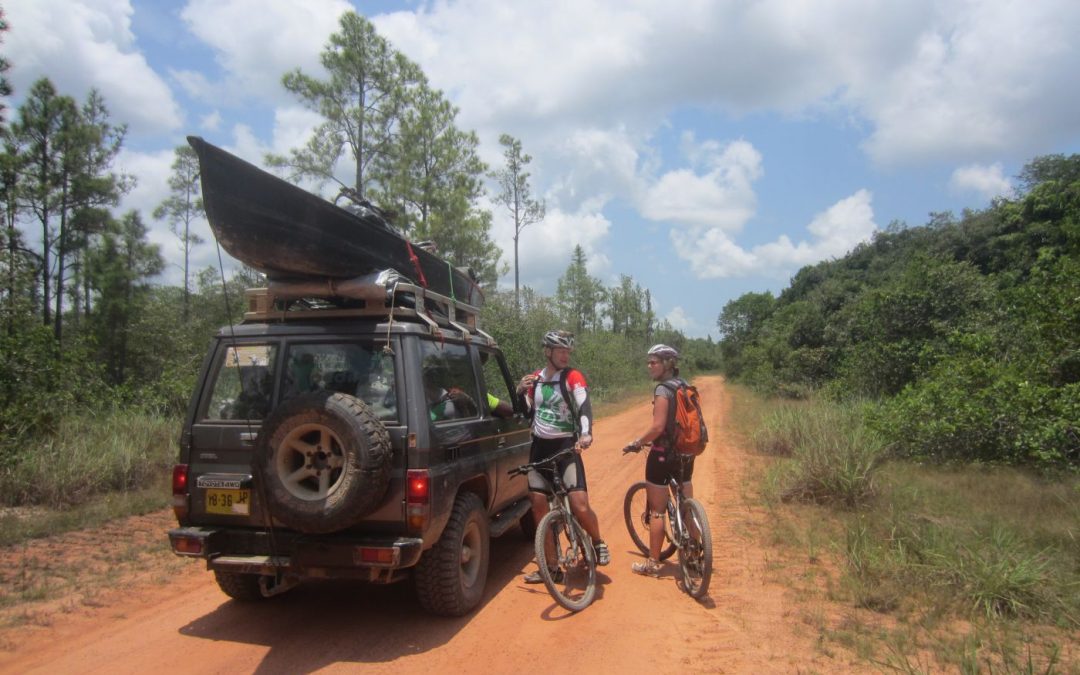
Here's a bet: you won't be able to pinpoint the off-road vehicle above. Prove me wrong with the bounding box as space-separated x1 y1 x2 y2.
168 277 533 616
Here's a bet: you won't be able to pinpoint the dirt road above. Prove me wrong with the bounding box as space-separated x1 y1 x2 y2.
0 376 864 674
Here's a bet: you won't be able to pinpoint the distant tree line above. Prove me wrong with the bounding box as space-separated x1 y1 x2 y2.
0 12 718 468
717 154 1080 469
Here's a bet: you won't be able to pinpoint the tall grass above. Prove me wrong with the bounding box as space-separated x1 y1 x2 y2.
744 389 1079 670
754 398 886 508
0 409 180 508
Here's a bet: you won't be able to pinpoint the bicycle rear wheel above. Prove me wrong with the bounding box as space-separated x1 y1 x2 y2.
677 498 712 599
622 482 677 561
535 509 597 612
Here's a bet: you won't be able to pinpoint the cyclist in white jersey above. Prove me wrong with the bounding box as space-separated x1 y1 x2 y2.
517 330 609 583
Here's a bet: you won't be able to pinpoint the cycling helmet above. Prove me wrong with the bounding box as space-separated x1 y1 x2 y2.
542 330 575 350
647 344 679 360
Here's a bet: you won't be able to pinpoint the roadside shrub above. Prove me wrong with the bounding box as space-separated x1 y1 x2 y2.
758 398 886 508
869 334 1080 469
0 408 179 508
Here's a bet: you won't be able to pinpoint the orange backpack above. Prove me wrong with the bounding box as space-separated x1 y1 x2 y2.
660 380 709 455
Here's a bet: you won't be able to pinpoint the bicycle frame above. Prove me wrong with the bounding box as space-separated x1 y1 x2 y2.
509 448 597 612
623 445 712 599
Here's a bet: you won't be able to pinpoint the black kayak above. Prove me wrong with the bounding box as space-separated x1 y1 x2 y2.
188 136 484 307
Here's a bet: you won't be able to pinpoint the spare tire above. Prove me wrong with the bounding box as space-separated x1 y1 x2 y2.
256 391 392 534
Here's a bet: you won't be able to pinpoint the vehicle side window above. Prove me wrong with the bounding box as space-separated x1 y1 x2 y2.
203 344 277 421
281 342 398 422
420 341 480 422
480 348 516 415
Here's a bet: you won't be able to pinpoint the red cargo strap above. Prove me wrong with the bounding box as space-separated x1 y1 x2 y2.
405 241 428 288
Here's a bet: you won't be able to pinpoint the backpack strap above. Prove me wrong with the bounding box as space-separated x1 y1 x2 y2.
657 378 683 446
559 368 581 436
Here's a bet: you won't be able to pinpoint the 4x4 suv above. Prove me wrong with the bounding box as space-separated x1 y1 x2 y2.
168 279 533 616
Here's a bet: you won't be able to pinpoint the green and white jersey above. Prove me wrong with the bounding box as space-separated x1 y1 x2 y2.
528 367 591 439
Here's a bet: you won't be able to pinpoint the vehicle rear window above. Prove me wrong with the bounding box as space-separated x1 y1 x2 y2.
282 342 398 422
203 344 278 421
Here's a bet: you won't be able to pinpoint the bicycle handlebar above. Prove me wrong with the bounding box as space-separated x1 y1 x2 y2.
507 447 578 477
621 441 652 454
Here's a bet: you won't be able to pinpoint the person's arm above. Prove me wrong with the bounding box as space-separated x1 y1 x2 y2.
568 371 594 448
487 392 513 417
516 371 539 415
628 393 669 450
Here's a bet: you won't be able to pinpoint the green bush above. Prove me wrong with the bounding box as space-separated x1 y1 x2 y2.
757 398 886 508
0 408 179 508
869 334 1080 468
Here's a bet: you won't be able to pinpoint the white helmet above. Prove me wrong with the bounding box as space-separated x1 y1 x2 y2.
543 330 575 350
647 343 679 359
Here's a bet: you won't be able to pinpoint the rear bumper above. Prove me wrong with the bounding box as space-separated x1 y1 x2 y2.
168 526 425 576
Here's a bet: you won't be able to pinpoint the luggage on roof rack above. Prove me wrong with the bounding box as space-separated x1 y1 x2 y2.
242 271 493 345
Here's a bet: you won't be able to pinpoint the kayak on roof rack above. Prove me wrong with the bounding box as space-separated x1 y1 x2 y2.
187 135 484 308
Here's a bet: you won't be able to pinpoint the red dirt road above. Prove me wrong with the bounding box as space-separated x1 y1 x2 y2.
0 376 866 674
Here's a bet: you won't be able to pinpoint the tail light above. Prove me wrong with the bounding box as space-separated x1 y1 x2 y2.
406 469 430 531
172 464 190 521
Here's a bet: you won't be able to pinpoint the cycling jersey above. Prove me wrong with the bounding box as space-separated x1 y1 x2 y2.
527 367 592 439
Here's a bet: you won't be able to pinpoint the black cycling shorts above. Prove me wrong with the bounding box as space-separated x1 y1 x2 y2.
528 435 587 493
645 444 695 486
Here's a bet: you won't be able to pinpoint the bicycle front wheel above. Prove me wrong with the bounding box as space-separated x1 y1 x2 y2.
678 498 713 599
535 509 597 612
623 482 677 561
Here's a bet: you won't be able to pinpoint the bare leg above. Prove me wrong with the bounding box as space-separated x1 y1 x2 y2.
568 491 601 542
645 483 668 561
530 491 554 563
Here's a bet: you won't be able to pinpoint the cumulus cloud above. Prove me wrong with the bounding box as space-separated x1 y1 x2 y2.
674 190 878 279
949 162 1014 200
377 0 1080 168
664 306 696 334
486 199 612 293
179 0 353 105
5 0 182 135
640 137 763 230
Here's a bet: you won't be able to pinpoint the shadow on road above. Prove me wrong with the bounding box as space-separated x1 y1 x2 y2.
178 534 534 673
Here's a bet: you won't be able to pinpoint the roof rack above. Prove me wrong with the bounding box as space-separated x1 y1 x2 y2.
243 277 495 346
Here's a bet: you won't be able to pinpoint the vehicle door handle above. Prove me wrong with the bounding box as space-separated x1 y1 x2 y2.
240 432 258 445
497 437 507 448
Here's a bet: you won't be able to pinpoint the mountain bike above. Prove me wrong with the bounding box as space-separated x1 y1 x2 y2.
622 444 712 599
509 448 597 612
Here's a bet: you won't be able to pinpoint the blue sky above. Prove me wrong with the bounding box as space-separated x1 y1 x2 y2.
5 0 1079 338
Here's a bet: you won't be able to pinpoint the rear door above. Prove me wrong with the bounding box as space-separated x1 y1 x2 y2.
187 340 278 527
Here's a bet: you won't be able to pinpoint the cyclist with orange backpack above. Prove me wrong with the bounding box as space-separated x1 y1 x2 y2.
517 330 610 583
623 344 697 577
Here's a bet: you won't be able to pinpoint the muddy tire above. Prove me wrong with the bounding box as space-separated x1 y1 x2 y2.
256 392 392 534
214 570 263 601
414 492 490 616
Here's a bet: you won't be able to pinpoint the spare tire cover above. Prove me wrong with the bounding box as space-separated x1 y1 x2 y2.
256 391 392 534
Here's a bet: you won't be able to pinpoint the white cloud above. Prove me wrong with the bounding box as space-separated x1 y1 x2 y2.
5 0 183 135
639 138 763 230
674 189 878 279
487 201 612 293
179 0 354 105
949 162 1013 200
376 0 1080 169
664 306 695 333
116 147 216 285
200 110 222 132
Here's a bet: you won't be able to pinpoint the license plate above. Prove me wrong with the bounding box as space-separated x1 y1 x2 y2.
205 488 251 516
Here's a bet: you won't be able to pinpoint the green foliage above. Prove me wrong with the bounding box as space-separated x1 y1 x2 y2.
835 462 1080 627
0 407 177 508
868 334 1080 467
555 244 605 334
719 153 1080 469
0 325 113 449
490 133 545 309
758 398 886 508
